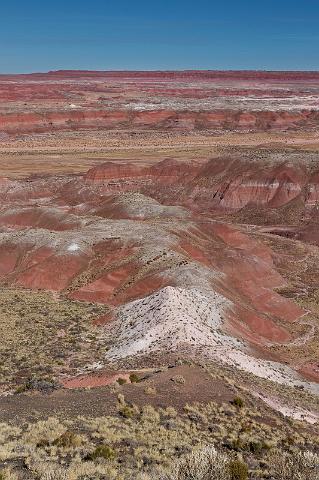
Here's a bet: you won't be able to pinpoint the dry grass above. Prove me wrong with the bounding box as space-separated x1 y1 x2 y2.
149 446 232 480
205 360 319 416
0 395 317 479
1 128 318 178
0 288 108 392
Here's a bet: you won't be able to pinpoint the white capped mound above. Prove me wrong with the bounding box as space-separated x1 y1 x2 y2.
103 286 319 395
104 286 234 360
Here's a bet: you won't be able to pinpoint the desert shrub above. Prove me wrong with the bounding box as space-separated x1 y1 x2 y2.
40 462 118 480
14 384 28 394
52 430 82 448
23 417 66 446
0 469 18 480
144 386 157 395
117 393 125 405
171 375 186 385
187 409 207 424
227 437 267 455
141 405 160 423
248 440 264 454
117 377 127 385
68 461 118 480
267 449 319 480
162 406 177 418
129 373 140 383
228 459 248 480
87 444 115 461
232 397 244 408
227 438 244 452
0 426 24 461
119 405 135 419
40 467 68 480
156 446 230 480
25 376 60 393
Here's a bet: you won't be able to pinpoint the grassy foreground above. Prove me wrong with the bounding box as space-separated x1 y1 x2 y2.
0 392 318 479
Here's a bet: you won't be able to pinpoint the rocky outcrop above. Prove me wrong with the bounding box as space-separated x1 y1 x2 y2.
0 109 318 134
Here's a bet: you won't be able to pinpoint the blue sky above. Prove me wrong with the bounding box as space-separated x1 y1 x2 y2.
1 0 319 72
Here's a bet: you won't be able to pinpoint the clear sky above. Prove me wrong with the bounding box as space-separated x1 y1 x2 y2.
1 0 319 73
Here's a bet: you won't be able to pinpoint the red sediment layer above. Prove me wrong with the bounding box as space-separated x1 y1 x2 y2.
0 156 315 381
70 263 138 304
62 371 131 389
0 109 317 134
15 248 89 292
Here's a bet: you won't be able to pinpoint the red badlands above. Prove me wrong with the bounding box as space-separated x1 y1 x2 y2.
1 70 319 134
0 71 318 397
0 155 319 385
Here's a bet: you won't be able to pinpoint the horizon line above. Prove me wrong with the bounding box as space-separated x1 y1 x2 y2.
1 68 319 76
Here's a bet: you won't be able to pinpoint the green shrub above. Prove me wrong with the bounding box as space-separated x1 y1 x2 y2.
232 397 244 408
14 384 28 394
129 373 140 383
88 444 115 461
117 377 127 385
228 459 248 480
